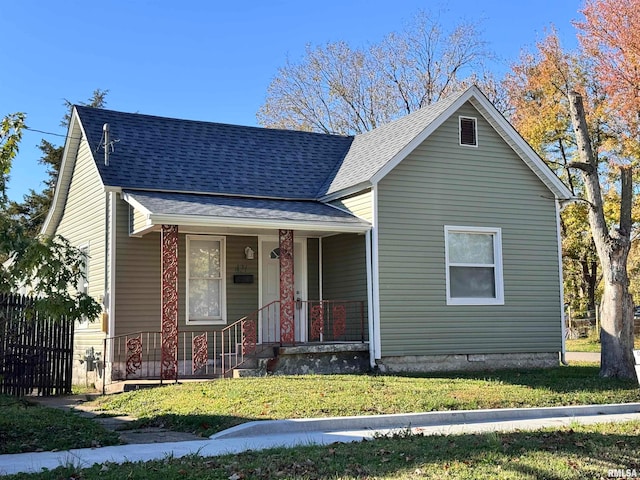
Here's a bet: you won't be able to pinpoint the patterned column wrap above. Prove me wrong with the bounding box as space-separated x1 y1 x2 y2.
279 229 295 344
192 333 208 375
161 224 179 381
126 335 142 377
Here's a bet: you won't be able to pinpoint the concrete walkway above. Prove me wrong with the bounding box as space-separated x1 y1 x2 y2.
2 403 640 476
565 351 600 362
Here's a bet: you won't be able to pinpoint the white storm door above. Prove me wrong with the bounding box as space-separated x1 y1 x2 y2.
260 239 307 343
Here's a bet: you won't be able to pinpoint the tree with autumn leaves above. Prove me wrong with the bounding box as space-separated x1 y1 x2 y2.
504 0 639 379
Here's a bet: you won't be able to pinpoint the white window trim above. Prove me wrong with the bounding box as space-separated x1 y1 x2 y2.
186 235 227 325
77 243 90 328
78 244 89 295
444 226 504 306
459 116 478 147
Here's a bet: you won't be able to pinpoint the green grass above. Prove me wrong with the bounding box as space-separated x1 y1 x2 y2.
565 337 602 352
0 395 121 454
2 365 638 456
565 335 640 352
89 365 640 437
7 420 640 479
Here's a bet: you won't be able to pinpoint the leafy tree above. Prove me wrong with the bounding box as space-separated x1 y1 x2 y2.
0 112 101 323
568 0 640 379
258 10 495 135
577 0 640 159
7 89 108 238
502 32 605 316
505 20 638 379
0 114 26 205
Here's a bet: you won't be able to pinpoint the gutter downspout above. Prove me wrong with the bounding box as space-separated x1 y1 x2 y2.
108 192 116 340
371 185 382 365
365 230 375 368
556 198 568 366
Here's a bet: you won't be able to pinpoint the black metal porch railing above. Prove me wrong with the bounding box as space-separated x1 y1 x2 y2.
220 299 366 376
103 330 221 383
102 299 366 385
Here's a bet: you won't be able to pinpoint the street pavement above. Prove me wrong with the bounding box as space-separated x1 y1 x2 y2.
2 402 640 476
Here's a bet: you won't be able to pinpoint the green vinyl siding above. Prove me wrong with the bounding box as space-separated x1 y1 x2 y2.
331 189 373 222
114 204 259 335
322 234 368 317
377 101 562 357
54 138 106 362
114 200 160 335
226 236 259 322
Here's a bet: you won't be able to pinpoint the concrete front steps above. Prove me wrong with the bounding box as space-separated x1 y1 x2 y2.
234 342 370 377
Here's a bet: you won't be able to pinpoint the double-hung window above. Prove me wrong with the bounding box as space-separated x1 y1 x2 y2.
186 235 226 324
444 226 504 305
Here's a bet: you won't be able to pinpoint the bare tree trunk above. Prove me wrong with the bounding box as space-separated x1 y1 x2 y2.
567 91 636 380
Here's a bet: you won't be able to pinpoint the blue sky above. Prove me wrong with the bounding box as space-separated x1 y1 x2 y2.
2 0 583 202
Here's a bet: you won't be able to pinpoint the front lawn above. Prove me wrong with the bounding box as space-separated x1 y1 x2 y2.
2 365 638 455
90 365 640 437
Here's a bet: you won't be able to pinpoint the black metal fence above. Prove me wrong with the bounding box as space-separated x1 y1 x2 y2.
0 293 74 396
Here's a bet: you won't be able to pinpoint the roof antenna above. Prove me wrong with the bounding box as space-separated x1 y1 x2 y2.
103 123 110 166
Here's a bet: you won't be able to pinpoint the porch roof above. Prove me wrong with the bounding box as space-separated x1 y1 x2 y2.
123 190 371 234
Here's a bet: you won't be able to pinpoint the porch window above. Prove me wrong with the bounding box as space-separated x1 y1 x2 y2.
186 235 226 324
444 226 503 305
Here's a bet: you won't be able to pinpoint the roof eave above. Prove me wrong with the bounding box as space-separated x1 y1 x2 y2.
318 181 372 202
41 108 105 237
149 213 371 234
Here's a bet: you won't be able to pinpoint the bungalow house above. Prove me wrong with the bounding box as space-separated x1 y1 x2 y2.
42 86 573 387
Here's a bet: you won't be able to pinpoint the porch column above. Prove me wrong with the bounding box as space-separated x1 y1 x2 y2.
279 229 295 344
161 224 179 381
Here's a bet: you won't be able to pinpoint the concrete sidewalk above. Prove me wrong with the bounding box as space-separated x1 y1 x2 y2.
2 403 640 476
565 351 600 362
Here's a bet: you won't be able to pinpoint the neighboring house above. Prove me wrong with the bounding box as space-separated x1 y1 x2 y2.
42 85 573 386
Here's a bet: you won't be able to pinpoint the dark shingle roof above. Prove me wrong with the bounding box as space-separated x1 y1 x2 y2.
76 106 354 199
125 190 370 228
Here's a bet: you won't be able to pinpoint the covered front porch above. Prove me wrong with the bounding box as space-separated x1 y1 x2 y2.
104 191 372 386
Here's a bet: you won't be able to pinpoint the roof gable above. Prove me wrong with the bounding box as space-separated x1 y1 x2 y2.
41 111 101 237
75 106 354 200
321 86 572 200
318 90 464 197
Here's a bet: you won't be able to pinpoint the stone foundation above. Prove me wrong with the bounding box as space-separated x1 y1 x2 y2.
377 352 559 373
71 358 103 388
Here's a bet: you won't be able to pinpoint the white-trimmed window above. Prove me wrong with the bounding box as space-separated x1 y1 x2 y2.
459 116 477 147
186 235 226 324
77 244 90 328
77 245 89 295
444 226 503 305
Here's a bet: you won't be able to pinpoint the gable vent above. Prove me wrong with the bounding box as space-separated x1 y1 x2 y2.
459 117 477 147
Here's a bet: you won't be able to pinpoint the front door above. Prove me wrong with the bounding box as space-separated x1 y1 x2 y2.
260 238 307 343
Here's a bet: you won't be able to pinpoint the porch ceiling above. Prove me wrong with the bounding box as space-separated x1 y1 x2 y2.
123 190 371 236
